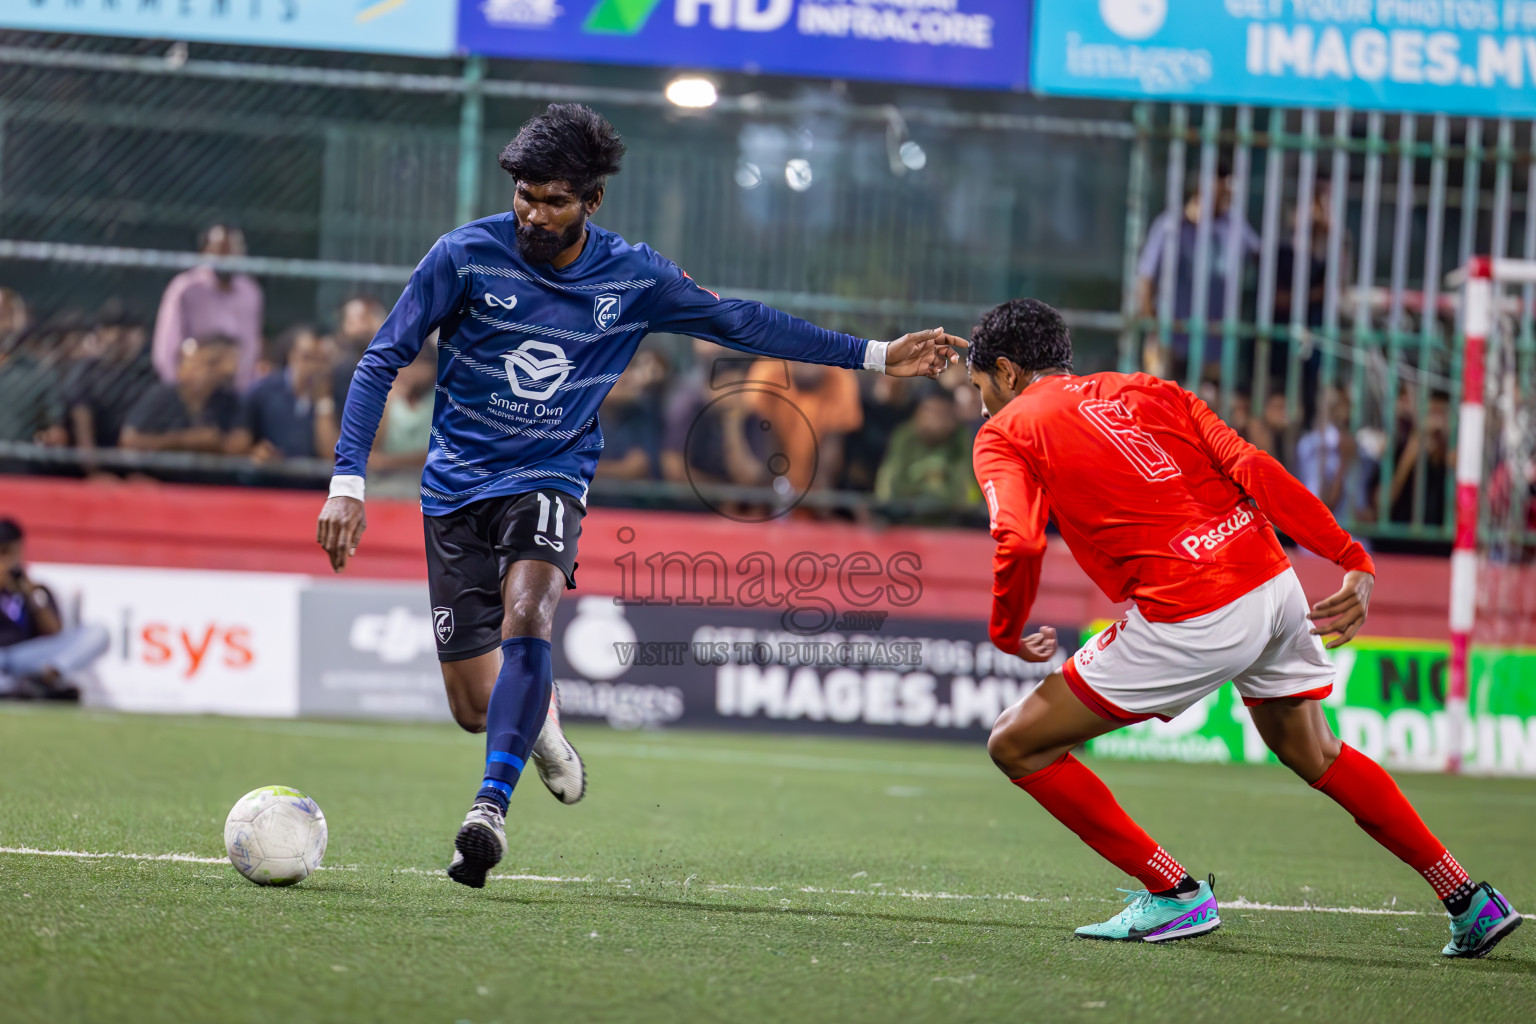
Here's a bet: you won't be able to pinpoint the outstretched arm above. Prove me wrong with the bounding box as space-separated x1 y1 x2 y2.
1181 389 1374 573
645 256 962 377
318 239 463 572
1181 389 1376 647
972 423 1051 657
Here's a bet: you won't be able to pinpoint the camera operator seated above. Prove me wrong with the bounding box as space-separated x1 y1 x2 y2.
0 519 108 701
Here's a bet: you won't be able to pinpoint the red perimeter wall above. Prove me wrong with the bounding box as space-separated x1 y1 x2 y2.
0 476 1451 639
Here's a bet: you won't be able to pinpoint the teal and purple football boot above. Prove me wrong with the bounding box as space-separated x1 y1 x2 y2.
1442 882 1522 958
1075 875 1221 943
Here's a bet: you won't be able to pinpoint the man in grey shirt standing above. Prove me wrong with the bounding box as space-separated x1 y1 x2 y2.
1135 166 1259 382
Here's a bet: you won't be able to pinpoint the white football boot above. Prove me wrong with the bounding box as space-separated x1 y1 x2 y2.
447 801 506 889
530 693 587 805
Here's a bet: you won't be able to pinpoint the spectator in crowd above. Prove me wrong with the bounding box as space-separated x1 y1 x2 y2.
1295 384 1365 524
1136 164 1260 381
669 357 780 490
1388 390 1451 527
661 339 725 484
230 325 340 462
597 349 665 479
0 324 61 444
55 307 156 452
747 358 862 497
1275 180 1352 330
874 384 977 513
0 518 107 701
365 338 436 497
329 293 388 388
839 374 917 493
152 224 264 389
1261 391 1298 469
1232 390 1295 469
121 335 243 454
0 287 30 339
1274 180 1352 422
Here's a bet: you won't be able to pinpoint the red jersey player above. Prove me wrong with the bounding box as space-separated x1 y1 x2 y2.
969 298 1521 957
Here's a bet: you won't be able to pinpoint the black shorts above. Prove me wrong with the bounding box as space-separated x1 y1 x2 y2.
423 489 584 662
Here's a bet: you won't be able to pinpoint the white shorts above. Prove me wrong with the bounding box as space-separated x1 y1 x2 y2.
1062 569 1337 723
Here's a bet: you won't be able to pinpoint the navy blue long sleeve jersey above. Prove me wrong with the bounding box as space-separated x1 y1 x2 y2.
333 214 878 515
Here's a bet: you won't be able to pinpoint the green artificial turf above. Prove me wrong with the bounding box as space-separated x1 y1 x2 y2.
1 705 1532 1023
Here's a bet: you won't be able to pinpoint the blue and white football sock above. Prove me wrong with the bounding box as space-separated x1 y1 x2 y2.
474 637 554 815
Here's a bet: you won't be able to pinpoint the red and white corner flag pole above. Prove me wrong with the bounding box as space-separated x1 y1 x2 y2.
1448 257 1492 773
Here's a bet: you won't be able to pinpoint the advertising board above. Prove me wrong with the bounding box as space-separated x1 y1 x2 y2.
1034 0 1536 115
1087 636 1536 775
297 581 453 721
1 0 456 56
458 0 1032 91
32 563 304 717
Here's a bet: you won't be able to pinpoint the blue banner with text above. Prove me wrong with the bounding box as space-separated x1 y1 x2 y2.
1034 0 1536 116
457 0 1030 92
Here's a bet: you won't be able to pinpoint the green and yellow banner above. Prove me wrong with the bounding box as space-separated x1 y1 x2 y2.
1088 638 1536 775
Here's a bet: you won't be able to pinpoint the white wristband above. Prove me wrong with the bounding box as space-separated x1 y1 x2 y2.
329 474 365 502
862 339 889 373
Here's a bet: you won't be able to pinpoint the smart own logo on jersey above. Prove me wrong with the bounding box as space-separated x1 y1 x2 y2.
503 339 575 401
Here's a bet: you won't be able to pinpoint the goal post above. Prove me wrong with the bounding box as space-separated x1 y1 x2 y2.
1447 258 1490 774
1450 257 1536 773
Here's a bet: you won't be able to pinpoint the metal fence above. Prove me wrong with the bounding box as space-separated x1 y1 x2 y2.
0 35 1131 344
0 33 1530 545
1126 103 1536 549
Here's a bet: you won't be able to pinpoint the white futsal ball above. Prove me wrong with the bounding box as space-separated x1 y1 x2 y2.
224 785 328 886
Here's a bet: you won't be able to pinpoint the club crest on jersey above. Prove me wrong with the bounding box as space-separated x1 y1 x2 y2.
593 293 621 331
432 606 454 644
503 339 575 401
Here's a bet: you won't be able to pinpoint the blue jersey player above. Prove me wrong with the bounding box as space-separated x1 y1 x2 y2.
316 104 965 888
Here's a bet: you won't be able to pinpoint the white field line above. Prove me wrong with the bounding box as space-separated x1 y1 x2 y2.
0 845 227 864
0 846 1427 916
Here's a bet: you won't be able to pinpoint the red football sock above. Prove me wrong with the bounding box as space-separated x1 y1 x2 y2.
1012 753 1187 892
1312 744 1471 899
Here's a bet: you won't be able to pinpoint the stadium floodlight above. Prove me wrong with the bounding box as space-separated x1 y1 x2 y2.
665 76 718 109
898 140 927 171
734 160 762 189
784 158 813 191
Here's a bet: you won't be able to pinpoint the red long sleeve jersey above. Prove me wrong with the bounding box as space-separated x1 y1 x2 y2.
972 372 1375 654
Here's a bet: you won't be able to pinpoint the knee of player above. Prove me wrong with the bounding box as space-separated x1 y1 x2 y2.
446 697 487 734
1271 733 1340 783
986 711 1031 772
502 599 555 638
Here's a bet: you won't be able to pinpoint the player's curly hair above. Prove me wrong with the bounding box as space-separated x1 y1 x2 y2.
967 298 1073 375
498 103 626 201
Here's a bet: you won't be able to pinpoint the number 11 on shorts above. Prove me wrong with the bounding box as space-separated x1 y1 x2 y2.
534 493 566 552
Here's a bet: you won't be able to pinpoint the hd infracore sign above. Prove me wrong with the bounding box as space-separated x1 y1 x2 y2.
457 0 1031 91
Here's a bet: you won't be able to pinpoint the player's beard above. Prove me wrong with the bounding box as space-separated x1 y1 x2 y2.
516 214 585 265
